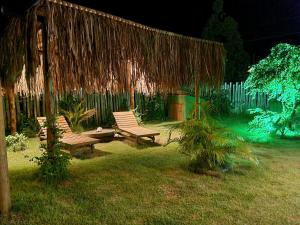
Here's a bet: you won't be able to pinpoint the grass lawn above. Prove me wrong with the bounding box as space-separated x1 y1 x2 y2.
3 120 300 225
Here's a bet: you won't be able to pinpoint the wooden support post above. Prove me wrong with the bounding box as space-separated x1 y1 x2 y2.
195 77 199 120
127 61 134 110
6 84 17 135
16 94 20 125
41 17 55 154
0 82 11 216
33 94 37 119
42 92 46 116
36 94 40 116
4 97 9 131
26 95 30 118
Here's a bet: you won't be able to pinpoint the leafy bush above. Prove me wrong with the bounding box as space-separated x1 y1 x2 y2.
133 106 143 125
248 108 296 136
204 90 231 116
32 117 71 184
143 94 166 121
59 96 95 132
5 133 28 151
166 104 257 173
18 113 39 137
181 86 231 117
58 94 81 112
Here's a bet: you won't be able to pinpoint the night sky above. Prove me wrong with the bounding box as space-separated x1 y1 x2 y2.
1 0 300 62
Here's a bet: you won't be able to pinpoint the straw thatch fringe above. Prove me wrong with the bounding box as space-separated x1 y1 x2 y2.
1 0 225 95
0 17 25 87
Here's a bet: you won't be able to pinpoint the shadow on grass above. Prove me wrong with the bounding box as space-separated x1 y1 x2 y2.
122 138 162 150
255 151 274 159
279 135 300 141
113 132 163 149
71 148 112 160
157 121 182 128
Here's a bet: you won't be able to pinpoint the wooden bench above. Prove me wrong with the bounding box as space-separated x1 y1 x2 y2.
113 111 160 144
37 116 99 151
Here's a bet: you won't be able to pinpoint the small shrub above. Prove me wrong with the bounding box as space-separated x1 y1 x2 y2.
205 90 231 116
34 144 71 184
166 104 257 173
32 117 71 185
248 108 294 136
133 106 143 125
143 94 166 121
59 98 95 133
58 94 81 112
5 133 28 151
18 113 39 137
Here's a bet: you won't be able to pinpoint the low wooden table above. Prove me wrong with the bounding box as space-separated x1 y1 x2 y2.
82 129 115 142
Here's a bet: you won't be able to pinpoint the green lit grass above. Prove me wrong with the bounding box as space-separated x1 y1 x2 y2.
4 120 300 225
219 115 300 146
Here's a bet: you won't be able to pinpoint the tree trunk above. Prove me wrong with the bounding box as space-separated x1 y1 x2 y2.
41 17 55 155
6 85 17 135
0 84 11 217
44 77 55 154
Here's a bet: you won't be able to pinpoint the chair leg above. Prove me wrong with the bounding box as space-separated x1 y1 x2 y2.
150 136 155 143
91 144 94 153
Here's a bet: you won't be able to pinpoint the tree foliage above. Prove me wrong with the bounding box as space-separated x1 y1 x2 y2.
245 43 300 136
202 0 250 82
32 117 71 185
59 95 96 132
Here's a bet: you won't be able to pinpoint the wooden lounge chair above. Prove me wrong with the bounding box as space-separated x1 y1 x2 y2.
113 111 160 144
37 116 99 151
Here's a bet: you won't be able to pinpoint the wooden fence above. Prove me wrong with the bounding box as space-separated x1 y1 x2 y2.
3 92 128 130
223 82 268 113
2 91 162 130
3 82 268 130
200 82 269 113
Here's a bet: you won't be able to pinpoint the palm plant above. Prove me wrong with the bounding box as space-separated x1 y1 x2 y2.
166 101 257 174
59 98 95 132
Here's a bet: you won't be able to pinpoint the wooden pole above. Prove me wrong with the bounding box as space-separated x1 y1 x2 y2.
4 97 9 131
6 84 17 135
0 82 11 217
127 61 134 110
127 61 135 110
195 77 199 119
40 17 55 154
16 94 20 125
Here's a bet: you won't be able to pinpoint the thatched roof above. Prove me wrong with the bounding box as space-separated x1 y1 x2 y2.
0 0 225 95
0 17 25 88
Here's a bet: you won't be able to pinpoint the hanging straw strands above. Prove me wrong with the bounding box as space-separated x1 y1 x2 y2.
0 17 25 88
48 0 221 46
1 0 225 96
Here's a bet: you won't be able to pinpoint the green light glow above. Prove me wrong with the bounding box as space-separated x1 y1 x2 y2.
245 43 300 137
